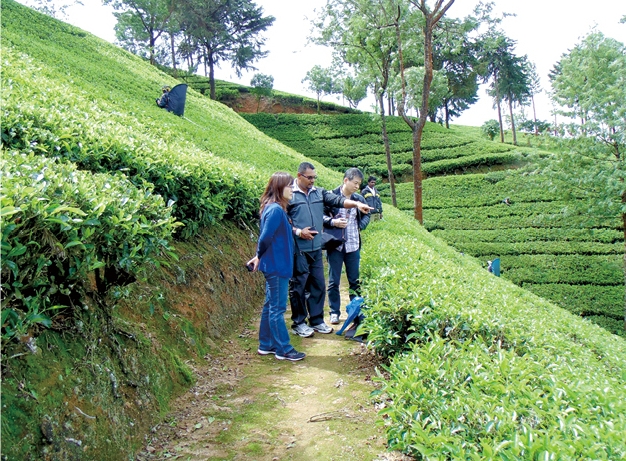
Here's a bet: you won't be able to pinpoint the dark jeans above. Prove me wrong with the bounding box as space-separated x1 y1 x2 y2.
259 274 295 356
327 248 361 316
289 249 325 327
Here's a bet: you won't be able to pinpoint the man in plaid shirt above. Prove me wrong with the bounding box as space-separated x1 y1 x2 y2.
323 168 371 325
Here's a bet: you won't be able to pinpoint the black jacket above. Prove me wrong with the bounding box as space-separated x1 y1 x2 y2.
323 186 370 248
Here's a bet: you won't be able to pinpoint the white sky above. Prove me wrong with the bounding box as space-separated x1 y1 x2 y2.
17 0 626 127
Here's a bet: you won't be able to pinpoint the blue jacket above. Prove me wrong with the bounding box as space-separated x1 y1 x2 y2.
257 203 294 278
288 184 346 253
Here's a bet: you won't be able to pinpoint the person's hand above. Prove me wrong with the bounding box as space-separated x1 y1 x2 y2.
332 218 348 229
300 226 318 240
246 256 259 272
357 202 373 214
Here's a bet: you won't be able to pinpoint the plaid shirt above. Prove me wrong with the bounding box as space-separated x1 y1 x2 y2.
334 207 359 253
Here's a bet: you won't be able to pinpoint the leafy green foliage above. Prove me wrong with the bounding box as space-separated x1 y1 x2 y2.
360 211 626 459
1 45 260 239
1 152 178 340
481 119 500 140
393 171 623 335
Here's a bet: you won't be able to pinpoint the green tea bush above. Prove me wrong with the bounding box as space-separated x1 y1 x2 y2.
451 240 621 256
1 46 260 239
432 227 622 244
504 254 622 285
360 211 626 459
1 152 178 340
522 284 623 318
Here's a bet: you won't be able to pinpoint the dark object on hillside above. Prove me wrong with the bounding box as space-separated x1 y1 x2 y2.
487 258 500 277
502 197 511 206
156 84 188 116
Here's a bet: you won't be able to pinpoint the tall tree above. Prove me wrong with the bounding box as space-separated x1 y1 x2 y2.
546 32 626 329
250 72 274 113
104 0 177 65
493 50 530 145
478 32 518 143
312 0 405 207
179 0 274 100
527 61 542 135
338 73 367 109
431 15 481 128
302 65 337 114
396 0 455 224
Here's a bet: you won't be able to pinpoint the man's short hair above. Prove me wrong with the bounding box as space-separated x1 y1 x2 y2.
368 176 377 183
344 168 364 182
298 162 315 174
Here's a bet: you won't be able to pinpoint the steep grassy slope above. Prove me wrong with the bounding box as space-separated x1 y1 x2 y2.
2 2 625 460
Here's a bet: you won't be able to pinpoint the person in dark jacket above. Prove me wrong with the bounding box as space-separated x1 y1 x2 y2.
361 176 383 219
156 85 170 109
247 172 305 362
323 168 370 325
288 162 372 337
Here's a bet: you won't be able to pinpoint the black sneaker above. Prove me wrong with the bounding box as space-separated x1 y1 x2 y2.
275 350 306 361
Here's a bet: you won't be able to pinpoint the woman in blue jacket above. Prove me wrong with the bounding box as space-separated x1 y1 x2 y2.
247 172 305 362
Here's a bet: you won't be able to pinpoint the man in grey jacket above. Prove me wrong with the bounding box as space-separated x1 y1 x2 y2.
288 162 372 337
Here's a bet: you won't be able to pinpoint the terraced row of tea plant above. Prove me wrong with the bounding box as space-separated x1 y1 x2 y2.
391 172 624 336
243 113 531 180
360 210 626 459
243 112 623 337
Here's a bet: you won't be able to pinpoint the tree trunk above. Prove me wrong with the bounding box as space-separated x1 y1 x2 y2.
622 193 626 331
444 102 450 129
411 13 437 224
508 98 517 145
170 33 176 70
379 92 397 207
496 96 504 143
208 51 216 100
532 94 538 135
149 32 156 65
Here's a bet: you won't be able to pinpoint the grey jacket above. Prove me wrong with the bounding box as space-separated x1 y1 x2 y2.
288 184 345 252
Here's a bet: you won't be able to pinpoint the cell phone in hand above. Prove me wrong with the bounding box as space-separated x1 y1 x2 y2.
245 262 254 272
308 226 318 234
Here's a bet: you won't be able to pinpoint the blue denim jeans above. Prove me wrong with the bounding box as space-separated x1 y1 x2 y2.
327 248 361 316
259 274 294 356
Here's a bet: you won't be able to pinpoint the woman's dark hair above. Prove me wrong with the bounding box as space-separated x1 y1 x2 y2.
260 172 294 214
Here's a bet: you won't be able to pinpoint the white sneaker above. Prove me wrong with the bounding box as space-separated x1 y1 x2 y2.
291 323 315 337
329 313 340 325
312 322 333 334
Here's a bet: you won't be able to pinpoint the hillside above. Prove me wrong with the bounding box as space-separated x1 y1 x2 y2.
2 2 626 460
243 114 624 337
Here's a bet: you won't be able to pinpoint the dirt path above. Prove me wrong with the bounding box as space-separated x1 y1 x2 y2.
135 282 411 461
